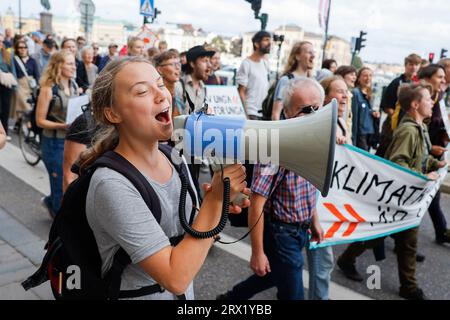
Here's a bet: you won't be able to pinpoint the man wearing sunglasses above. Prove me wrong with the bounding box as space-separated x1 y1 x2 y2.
218 77 331 300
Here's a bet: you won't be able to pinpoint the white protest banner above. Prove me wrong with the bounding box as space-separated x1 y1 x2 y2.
205 86 246 117
66 95 89 124
311 144 447 249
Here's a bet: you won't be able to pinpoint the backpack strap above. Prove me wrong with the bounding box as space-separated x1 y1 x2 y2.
93 147 195 299
93 151 162 223
184 89 196 113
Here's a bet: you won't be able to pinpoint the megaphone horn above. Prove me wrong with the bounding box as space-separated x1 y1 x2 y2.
172 100 338 197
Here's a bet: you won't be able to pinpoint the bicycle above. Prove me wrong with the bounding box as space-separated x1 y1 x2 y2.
17 96 42 166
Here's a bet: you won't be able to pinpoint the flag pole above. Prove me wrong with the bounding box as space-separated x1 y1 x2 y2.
322 0 332 65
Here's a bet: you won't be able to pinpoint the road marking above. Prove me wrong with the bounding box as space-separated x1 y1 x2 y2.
0 143 49 195
215 234 372 300
1 142 372 300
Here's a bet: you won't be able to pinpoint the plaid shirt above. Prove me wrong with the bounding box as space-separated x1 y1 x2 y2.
251 164 317 223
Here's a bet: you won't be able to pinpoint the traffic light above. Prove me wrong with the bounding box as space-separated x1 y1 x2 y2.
259 13 268 30
429 52 435 63
246 0 262 17
355 31 367 52
441 48 448 59
245 0 267 30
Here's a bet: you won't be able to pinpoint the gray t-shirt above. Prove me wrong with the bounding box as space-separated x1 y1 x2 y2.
274 74 298 102
236 58 269 117
86 159 196 300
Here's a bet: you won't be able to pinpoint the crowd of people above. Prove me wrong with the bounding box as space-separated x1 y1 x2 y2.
0 25 449 301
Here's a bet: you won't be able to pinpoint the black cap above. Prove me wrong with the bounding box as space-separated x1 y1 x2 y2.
252 30 271 44
186 45 215 63
43 38 56 49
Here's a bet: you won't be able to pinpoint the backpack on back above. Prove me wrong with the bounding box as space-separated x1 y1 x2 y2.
260 73 294 121
22 144 197 300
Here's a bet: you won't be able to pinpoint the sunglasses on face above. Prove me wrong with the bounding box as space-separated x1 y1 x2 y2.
294 105 320 117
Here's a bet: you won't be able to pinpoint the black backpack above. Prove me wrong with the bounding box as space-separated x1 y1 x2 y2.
22 144 197 300
260 73 294 121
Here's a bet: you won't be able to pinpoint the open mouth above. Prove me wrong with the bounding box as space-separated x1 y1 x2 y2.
155 109 171 124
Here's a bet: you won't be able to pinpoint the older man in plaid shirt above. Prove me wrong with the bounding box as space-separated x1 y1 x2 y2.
249 78 326 300
217 78 331 300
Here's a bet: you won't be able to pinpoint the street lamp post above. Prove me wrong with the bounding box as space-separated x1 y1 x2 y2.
19 0 22 34
322 0 332 64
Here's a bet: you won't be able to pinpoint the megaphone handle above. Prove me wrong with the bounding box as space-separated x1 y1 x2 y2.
209 162 249 207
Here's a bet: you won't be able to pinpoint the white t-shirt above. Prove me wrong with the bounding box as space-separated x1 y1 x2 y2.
236 58 269 117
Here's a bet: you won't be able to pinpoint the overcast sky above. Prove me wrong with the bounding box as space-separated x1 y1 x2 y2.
2 0 450 64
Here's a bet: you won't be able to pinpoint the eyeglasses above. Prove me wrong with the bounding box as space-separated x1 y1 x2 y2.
294 105 320 117
18 46 28 49
159 61 182 68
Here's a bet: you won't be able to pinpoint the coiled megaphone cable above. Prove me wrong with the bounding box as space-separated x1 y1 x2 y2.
178 164 230 239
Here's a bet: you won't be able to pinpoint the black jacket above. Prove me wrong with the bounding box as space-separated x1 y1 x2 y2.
76 62 89 93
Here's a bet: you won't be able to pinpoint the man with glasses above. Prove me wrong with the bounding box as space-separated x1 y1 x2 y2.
218 77 327 300
91 42 102 68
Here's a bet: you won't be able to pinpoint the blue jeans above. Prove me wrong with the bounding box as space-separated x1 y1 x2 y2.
306 245 334 300
264 219 308 300
41 136 65 214
226 273 275 300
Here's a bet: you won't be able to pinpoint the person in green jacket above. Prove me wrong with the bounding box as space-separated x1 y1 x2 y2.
385 82 445 177
337 82 446 300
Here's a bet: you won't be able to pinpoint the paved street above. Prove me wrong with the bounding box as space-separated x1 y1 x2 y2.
0 135 449 300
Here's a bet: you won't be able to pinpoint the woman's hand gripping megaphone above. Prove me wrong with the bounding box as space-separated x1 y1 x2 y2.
202 164 251 214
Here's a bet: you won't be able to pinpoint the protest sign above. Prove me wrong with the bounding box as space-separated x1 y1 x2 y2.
66 95 89 124
311 144 447 249
205 86 245 117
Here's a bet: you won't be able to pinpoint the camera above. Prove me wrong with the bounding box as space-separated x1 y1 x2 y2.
273 34 285 42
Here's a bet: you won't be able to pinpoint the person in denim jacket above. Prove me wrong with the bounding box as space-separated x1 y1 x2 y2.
351 67 380 151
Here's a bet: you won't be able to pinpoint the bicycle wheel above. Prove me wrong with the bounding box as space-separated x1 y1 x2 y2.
18 116 42 166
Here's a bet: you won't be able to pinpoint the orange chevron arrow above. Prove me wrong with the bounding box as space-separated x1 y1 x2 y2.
323 203 366 238
343 204 366 237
